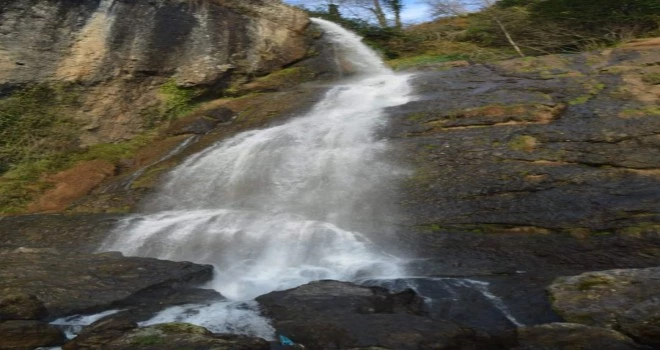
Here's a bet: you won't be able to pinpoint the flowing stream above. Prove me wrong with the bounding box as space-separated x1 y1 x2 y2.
98 18 415 337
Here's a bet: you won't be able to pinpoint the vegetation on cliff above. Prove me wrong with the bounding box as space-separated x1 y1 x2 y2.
301 0 660 67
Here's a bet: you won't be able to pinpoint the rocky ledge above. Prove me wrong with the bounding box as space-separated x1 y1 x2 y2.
0 249 215 350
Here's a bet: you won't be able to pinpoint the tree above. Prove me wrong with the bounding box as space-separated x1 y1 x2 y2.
383 0 404 29
425 0 525 57
288 0 403 29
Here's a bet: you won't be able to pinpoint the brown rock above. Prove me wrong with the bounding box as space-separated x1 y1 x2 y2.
0 320 66 350
0 291 48 321
27 160 116 213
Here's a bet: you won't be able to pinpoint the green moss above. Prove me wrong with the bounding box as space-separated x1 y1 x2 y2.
159 78 203 122
0 84 85 213
74 134 153 164
387 54 468 70
576 275 614 291
569 95 591 105
131 334 164 346
0 84 81 174
508 135 538 152
406 112 427 122
620 105 660 117
0 130 157 214
642 72 660 85
620 222 660 236
130 164 173 189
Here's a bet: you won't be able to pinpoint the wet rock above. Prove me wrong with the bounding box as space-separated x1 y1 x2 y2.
107 287 225 324
95 322 269 350
0 213 123 253
62 317 138 350
548 267 660 347
0 291 48 321
514 323 647 350
170 107 236 135
383 41 660 282
0 251 213 319
0 320 66 350
257 280 501 349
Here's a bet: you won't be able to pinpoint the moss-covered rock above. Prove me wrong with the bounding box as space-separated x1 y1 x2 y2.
549 267 660 347
97 323 269 350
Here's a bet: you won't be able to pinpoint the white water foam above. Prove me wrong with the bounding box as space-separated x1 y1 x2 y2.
51 309 125 339
100 18 415 337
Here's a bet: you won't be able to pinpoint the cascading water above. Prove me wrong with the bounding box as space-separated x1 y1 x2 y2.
99 18 414 337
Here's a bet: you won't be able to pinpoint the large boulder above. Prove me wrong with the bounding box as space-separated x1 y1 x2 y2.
0 250 213 319
0 320 67 350
549 267 660 347
62 316 139 350
0 291 48 321
66 322 269 350
256 280 501 349
514 323 647 350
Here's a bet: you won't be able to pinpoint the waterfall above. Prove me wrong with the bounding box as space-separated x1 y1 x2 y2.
100 18 414 337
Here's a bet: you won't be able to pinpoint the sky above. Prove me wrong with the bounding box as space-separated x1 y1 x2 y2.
283 1 434 25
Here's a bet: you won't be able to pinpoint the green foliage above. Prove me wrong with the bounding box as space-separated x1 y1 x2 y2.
508 135 537 152
0 84 83 212
472 0 660 54
388 54 468 70
159 79 202 122
0 79 199 214
0 84 80 175
73 134 153 164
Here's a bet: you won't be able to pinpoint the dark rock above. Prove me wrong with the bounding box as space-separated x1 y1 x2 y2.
514 323 647 350
549 267 660 347
0 213 123 253
257 280 503 349
108 287 224 324
62 317 138 350
97 322 269 350
385 45 660 276
0 251 213 319
0 320 66 350
0 291 48 320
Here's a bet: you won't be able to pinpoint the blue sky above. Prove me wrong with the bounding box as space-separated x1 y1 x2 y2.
399 1 433 23
283 1 433 25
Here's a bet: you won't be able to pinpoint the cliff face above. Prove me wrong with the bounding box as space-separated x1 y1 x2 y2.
0 0 309 144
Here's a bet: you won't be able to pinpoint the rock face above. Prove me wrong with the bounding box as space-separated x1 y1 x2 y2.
256 280 500 349
0 0 309 144
386 40 660 277
0 250 213 318
549 267 660 347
